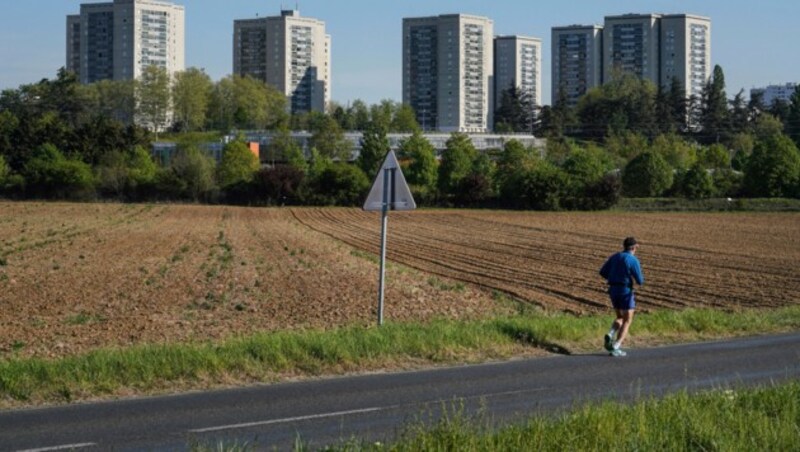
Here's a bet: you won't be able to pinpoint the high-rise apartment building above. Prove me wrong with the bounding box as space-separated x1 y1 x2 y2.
233 10 331 114
66 0 185 84
551 25 603 106
660 14 711 99
552 13 710 105
494 35 542 111
403 14 494 133
603 14 662 84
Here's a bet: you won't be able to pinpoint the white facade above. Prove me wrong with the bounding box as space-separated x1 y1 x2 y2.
551 25 603 106
751 83 798 106
553 13 711 104
233 10 330 113
661 14 711 99
494 35 542 109
67 0 185 84
403 14 494 133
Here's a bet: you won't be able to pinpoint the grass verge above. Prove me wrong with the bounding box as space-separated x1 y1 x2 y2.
615 197 800 212
319 381 800 451
2 306 800 407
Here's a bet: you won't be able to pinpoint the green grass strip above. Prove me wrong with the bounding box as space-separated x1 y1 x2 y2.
2 306 800 404
321 381 800 451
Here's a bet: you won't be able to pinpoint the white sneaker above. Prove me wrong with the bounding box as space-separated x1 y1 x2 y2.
610 348 627 357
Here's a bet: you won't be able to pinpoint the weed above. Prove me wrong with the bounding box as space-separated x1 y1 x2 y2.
66 311 105 325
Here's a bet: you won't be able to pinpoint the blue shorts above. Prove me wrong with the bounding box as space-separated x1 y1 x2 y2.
610 292 635 310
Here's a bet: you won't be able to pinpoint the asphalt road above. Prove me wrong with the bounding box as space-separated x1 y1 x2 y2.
2 333 799 451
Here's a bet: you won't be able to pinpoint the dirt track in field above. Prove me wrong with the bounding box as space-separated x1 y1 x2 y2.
1 203 798 359
292 208 800 313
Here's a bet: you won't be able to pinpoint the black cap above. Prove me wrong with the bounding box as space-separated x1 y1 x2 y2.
623 237 638 250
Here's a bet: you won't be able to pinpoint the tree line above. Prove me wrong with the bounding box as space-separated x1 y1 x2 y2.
1 65 799 207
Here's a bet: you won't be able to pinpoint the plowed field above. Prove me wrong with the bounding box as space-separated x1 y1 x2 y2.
1 203 798 359
292 208 800 313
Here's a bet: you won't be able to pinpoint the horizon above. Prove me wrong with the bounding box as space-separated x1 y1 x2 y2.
1 0 798 106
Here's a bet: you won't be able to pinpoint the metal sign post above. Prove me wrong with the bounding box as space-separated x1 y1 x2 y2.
377 167 390 325
363 151 416 326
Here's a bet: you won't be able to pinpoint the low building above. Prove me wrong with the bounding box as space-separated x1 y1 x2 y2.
152 132 544 165
750 83 798 106
236 131 545 163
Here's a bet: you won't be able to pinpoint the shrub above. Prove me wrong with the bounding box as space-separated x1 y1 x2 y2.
622 151 673 197
743 134 800 198
255 165 305 205
302 163 369 206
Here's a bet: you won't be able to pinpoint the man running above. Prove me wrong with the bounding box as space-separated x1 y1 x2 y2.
599 237 644 357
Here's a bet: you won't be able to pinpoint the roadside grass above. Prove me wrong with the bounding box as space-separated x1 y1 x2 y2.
1 306 800 406
318 381 800 451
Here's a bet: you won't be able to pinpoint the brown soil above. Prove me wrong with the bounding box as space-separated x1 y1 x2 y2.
1 203 798 359
292 208 800 313
0 203 510 359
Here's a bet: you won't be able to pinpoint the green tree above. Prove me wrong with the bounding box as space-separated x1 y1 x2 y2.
743 133 800 198
547 85 576 137
650 133 697 171
698 65 729 143
208 76 236 131
667 76 688 132
309 116 351 161
786 84 800 148
577 72 657 140
437 132 477 196
622 151 674 197
728 89 749 136
127 145 158 195
697 143 731 169
769 98 791 124
747 90 766 125
521 161 569 210
562 145 612 185
329 102 354 131
161 146 217 201
370 99 396 131
357 123 390 177
495 84 535 133
136 65 171 137
218 141 259 188
399 130 437 200
23 143 95 199
95 150 129 198
172 68 213 132
267 126 305 169
0 110 20 168
605 132 649 162
729 133 755 171
83 79 135 124
232 75 287 130
303 163 369 206
392 104 420 132
754 113 785 140
0 154 10 187
348 100 371 131
680 163 715 199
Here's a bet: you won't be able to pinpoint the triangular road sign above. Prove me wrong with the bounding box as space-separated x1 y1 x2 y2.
363 150 417 211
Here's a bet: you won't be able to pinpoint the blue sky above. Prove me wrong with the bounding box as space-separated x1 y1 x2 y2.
1 0 797 105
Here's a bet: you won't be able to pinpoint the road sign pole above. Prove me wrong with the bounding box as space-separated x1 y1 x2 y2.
377 168 390 326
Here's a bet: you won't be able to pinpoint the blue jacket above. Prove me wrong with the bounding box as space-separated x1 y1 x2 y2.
599 251 644 295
